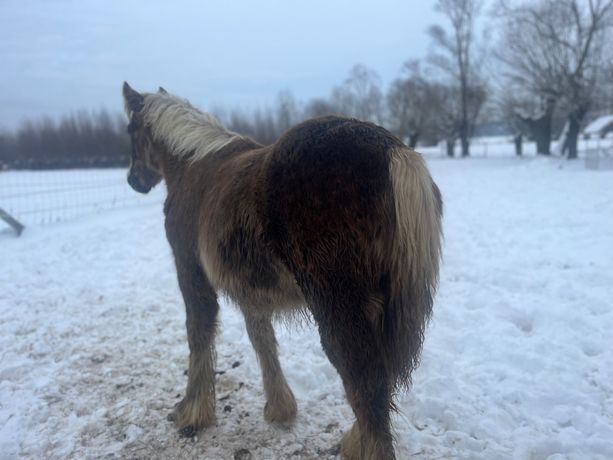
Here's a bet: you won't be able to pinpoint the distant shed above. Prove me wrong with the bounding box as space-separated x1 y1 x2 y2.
584 115 613 139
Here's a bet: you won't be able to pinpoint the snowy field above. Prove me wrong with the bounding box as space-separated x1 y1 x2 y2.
1 156 612 459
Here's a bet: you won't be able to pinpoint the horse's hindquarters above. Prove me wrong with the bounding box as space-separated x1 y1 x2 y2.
266 117 398 288
264 116 442 459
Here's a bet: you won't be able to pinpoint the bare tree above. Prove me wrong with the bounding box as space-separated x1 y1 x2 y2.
331 64 384 123
386 60 484 150
436 82 486 156
510 92 557 156
387 61 435 147
436 84 462 157
225 108 280 145
496 0 613 158
253 109 278 144
0 109 130 169
275 90 298 133
495 86 543 156
225 108 255 138
591 60 613 116
560 0 613 158
495 3 564 155
429 0 484 156
0 129 17 168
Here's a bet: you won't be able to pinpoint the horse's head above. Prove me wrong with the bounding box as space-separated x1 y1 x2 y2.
122 82 164 194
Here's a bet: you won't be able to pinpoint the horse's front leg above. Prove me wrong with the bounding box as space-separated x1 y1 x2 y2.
167 256 219 437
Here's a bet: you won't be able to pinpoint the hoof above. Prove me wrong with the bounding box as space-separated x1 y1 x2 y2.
167 403 179 422
167 397 215 435
179 425 198 438
263 393 297 428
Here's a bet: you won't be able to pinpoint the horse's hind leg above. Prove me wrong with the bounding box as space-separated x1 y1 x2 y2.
243 310 297 426
168 257 219 436
313 292 395 459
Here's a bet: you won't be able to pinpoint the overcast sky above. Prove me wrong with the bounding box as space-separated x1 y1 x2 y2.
0 1 442 130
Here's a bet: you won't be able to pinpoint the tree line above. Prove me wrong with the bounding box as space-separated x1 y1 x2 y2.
1 0 612 169
0 110 130 169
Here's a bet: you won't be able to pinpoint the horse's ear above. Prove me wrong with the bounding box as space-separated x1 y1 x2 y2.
123 81 144 112
158 86 168 94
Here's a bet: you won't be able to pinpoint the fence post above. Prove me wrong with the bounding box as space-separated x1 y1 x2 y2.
0 207 24 236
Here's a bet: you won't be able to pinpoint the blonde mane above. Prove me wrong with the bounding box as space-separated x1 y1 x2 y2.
142 93 244 162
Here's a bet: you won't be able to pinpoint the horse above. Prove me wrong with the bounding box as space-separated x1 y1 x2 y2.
122 82 443 459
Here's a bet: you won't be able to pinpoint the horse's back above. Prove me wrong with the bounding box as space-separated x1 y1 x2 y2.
269 116 402 189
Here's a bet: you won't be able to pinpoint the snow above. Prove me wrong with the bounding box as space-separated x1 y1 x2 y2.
1 157 612 459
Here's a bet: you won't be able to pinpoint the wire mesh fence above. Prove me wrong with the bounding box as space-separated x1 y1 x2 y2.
585 145 613 170
0 168 163 232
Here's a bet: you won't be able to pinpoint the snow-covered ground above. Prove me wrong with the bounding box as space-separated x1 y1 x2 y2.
1 157 612 459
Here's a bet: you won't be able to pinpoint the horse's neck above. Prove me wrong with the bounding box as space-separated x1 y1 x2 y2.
156 141 186 193
155 130 261 194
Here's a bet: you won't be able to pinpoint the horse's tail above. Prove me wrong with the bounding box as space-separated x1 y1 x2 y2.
383 147 443 390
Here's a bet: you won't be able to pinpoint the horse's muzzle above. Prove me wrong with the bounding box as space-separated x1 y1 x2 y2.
127 174 153 194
